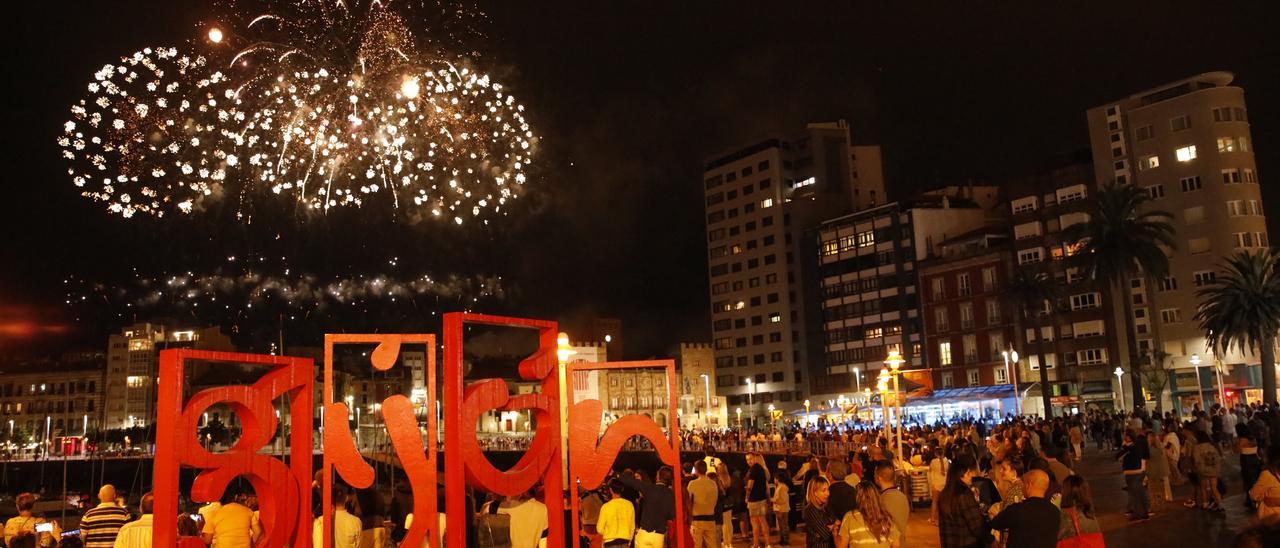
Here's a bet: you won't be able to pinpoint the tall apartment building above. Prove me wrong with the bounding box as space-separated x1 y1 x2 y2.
814 186 999 404
104 323 233 429
1006 158 1124 415
1087 72 1269 409
703 121 885 416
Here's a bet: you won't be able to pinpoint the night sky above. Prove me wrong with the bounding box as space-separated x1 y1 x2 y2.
2 1 1277 357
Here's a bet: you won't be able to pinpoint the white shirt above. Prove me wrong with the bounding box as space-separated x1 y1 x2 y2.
404 513 446 548
498 498 548 548
312 509 362 548
113 514 153 548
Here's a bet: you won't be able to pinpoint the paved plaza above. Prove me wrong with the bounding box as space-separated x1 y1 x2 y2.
746 445 1254 548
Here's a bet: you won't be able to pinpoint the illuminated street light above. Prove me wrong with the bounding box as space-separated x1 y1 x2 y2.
556 332 577 364
735 407 742 427
1114 367 1125 411
207 28 223 43
884 350 905 461
700 374 712 428
1001 348 1022 416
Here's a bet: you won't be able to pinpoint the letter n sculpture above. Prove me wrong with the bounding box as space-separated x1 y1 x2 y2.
153 350 314 548
443 312 565 548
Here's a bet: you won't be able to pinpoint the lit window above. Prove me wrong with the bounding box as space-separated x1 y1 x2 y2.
793 177 816 189
967 369 980 386
1139 155 1160 170
1077 349 1107 366
939 342 953 366
734 301 746 310
856 230 875 248
1218 137 1237 153
941 372 954 388
995 367 1008 384
760 198 774 208
769 313 781 323
1175 145 1197 162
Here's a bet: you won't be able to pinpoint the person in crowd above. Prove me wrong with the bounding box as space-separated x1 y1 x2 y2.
836 481 900 548
716 463 735 547
619 466 675 548
177 513 203 539
312 485 362 548
1116 430 1151 521
771 474 790 546
81 484 130 548
826 460 857 530
936 456 990 548
1236 426 1262 511
872 461 908 547
1043 447 1074 486
113 492 154 548
498 486 549 548
1068 421 1084 463
1248 443 1280 521
203 485 261 547
688 460 722 548
597 479 636 548
1057 476 1102 544
3 493 60 548
990 469 1059 548
1145 431 1171 510
992 458 1025 510
927 447 949 525
1193 429 1226 511
803 476 839 548
743 453 771 548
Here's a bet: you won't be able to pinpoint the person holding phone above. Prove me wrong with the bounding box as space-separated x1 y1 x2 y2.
3 493 61 548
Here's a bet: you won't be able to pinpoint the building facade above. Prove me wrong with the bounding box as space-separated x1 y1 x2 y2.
1006 159 1125 414
0 353 106 451
676 342 726 428
814 187 999 404
104 323 234 429
1086 72 1270 409
703 120 886 413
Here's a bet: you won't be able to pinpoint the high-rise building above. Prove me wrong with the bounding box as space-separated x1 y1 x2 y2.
104 323 233 429
1087 72 1269 410
1005 157 1124 415
702 121 885 415
814 186 1000 404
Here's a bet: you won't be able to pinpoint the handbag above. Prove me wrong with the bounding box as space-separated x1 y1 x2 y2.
1055 508 1104 548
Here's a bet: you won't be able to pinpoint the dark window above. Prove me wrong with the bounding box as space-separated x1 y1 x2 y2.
760 178 771 189
736 357 748 366
765 254 777 265
758 161 770 171
735 337 747 347
754 373 766 383
751 316 762 326
771 371 784 382
763 235 775 246
767 293 779 303
752 335 764 345
762 216 774 227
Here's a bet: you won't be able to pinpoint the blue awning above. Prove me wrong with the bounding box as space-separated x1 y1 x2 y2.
904 385 1016 406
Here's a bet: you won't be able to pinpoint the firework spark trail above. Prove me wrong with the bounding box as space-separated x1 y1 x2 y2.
59 0 534 224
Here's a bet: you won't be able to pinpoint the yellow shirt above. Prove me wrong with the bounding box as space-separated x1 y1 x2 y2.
596 498 635 542
202 502 259 548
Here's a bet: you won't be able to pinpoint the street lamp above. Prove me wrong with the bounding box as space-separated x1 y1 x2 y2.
876 372 890 444
1190 354 1206 411
735 407 742 427
700 374 713 428
804 399 811 426
746 378 755 427
767 404 776 429
885 350 905 461
1113 367 1125 412
1002 348 1022 416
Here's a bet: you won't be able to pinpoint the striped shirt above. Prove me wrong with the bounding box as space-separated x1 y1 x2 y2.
112 514 152 548
80 503 131 548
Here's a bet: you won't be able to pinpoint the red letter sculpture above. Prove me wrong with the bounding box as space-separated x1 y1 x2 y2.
566 360 686 547
153 349 314 548
443 313 565 548
320 335 438 548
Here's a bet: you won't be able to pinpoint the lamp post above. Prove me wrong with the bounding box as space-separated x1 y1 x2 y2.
767 404 776 430
1113 367 1125 412
876 373 890 443
556 332 576 490
736 407 742 428
885 350 905 462
745 378 756 427
1002 348 1022 416
700 374 713 428
804 399 811 426
1189 353 1206 411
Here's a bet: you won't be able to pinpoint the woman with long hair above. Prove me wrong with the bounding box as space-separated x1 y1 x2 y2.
1193 429 1226 511
936 456 990 548
1237 425 1262 510
926 446 948 525
1146 431 1171 509
1058 475 1102 542
1248 443 1280 521
836 481 900 548
803 476 839 548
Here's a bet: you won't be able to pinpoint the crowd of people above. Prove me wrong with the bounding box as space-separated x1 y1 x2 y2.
7 401 1280 547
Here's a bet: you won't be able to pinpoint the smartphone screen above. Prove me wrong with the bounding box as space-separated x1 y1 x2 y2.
36 523 54 533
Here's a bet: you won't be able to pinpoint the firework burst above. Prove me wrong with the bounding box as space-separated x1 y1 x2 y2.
59 0 534 223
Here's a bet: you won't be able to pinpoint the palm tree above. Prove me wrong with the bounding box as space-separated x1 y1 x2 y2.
1064 182 1177 411
1005 264 1062 417
1195 249 1280 405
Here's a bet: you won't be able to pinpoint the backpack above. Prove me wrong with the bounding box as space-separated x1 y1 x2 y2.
1199 444 1223 471
475 501 511 548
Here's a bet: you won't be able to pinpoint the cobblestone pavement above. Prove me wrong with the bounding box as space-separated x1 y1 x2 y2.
730 443 1255 547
